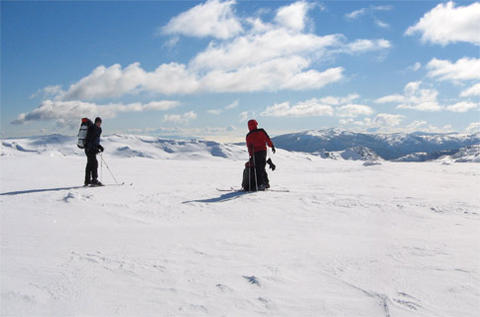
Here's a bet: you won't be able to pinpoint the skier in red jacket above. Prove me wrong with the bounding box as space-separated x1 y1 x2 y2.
246 119 275 190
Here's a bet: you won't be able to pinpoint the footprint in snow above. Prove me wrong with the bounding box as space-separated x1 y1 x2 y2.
243 275 261 286
62 192 76 202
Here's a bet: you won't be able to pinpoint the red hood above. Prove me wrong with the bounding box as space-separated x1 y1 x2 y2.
248 119 258 131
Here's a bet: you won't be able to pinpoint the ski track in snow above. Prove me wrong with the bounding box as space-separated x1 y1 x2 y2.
1 147 479 316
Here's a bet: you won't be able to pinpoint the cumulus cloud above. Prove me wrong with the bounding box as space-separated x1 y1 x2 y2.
30 85 63 99
376 81 443 112
12 99 180 125
336 104 374 117
405 1 480 46
460 83 480 97
261 99 334 117
261 95 373 118
274 1 312 31
163 111 197 124
374 113 404 126
37 1 391 102
426 57 480 82
161 0 243 39
318 94 360 105
445 101 479 112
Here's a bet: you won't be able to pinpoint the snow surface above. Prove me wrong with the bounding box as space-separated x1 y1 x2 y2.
1 135 479 316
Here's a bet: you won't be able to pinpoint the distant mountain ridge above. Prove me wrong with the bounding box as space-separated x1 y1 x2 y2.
272 129 480 161
2 130 479 163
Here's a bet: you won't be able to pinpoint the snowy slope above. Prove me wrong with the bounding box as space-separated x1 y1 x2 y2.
441 144 480 163
272 129 480 160
1 134 247 161
1 135 479 316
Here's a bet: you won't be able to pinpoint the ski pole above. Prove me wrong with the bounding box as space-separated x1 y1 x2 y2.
248 159 251 192
251 145 258 191
100 154 120 185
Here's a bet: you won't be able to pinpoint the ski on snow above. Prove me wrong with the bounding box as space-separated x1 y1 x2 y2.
216 187 289 193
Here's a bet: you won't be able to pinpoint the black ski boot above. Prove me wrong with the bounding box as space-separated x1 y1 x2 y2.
90 179 104 187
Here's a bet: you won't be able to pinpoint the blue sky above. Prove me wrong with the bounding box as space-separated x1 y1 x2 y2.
1 0 479 141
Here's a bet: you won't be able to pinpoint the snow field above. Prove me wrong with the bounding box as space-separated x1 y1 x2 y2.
1 150 479 316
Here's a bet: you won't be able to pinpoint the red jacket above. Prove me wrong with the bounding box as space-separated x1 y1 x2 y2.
246 128 274 155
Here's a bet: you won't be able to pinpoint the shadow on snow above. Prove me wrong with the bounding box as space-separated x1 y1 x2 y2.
0 186 85 196
182 190 251 203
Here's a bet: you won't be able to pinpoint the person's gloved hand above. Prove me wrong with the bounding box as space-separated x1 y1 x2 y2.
272 146 276 154
267 158 276 171
97 145 104 153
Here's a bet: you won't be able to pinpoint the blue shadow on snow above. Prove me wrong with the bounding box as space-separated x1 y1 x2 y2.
182 191 250 203
0 186 85 196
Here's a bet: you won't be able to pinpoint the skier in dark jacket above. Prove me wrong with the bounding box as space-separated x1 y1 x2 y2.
246 119 275 190
84 117 104 186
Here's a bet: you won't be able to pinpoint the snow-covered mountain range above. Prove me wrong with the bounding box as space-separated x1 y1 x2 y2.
1 129 479 163
272 129 480 162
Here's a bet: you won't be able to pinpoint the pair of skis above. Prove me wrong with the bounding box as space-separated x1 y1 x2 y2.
217 187 289 193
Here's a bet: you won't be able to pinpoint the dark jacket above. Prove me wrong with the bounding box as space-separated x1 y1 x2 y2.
86 124 102 153
246 128 273 155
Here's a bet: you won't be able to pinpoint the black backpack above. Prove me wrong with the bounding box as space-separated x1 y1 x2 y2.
77 118 92 149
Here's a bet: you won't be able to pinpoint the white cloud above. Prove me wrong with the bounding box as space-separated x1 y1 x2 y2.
408 62 422 72
377 81 443 112
373 113 404 126
261 95 374 118
338 113 403 131
405 1 480 46
374 19 389 29
12 99 180 125
161 0 243 39
207 100 238 115
466 122 480 133
460 83 480 97
207 109 223 115
163 111 197 124
345 5 392 28
62 63 146 100
189 30 344 72
337 104 374 117
35 1 391 102
345 8 367 20
199 57 344 92
274 1 311 31
445 101 479 112
343 39 391 54
426 57 480 82
225 100 239 109
375 94 405 104
261 99 334 117
239 111 256 122
372 5 393 12
319 94 360 105
30 85 63 99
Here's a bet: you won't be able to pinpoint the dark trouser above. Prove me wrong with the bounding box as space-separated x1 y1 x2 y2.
252 150 267 188
243 166 269 191
85 150 98 183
